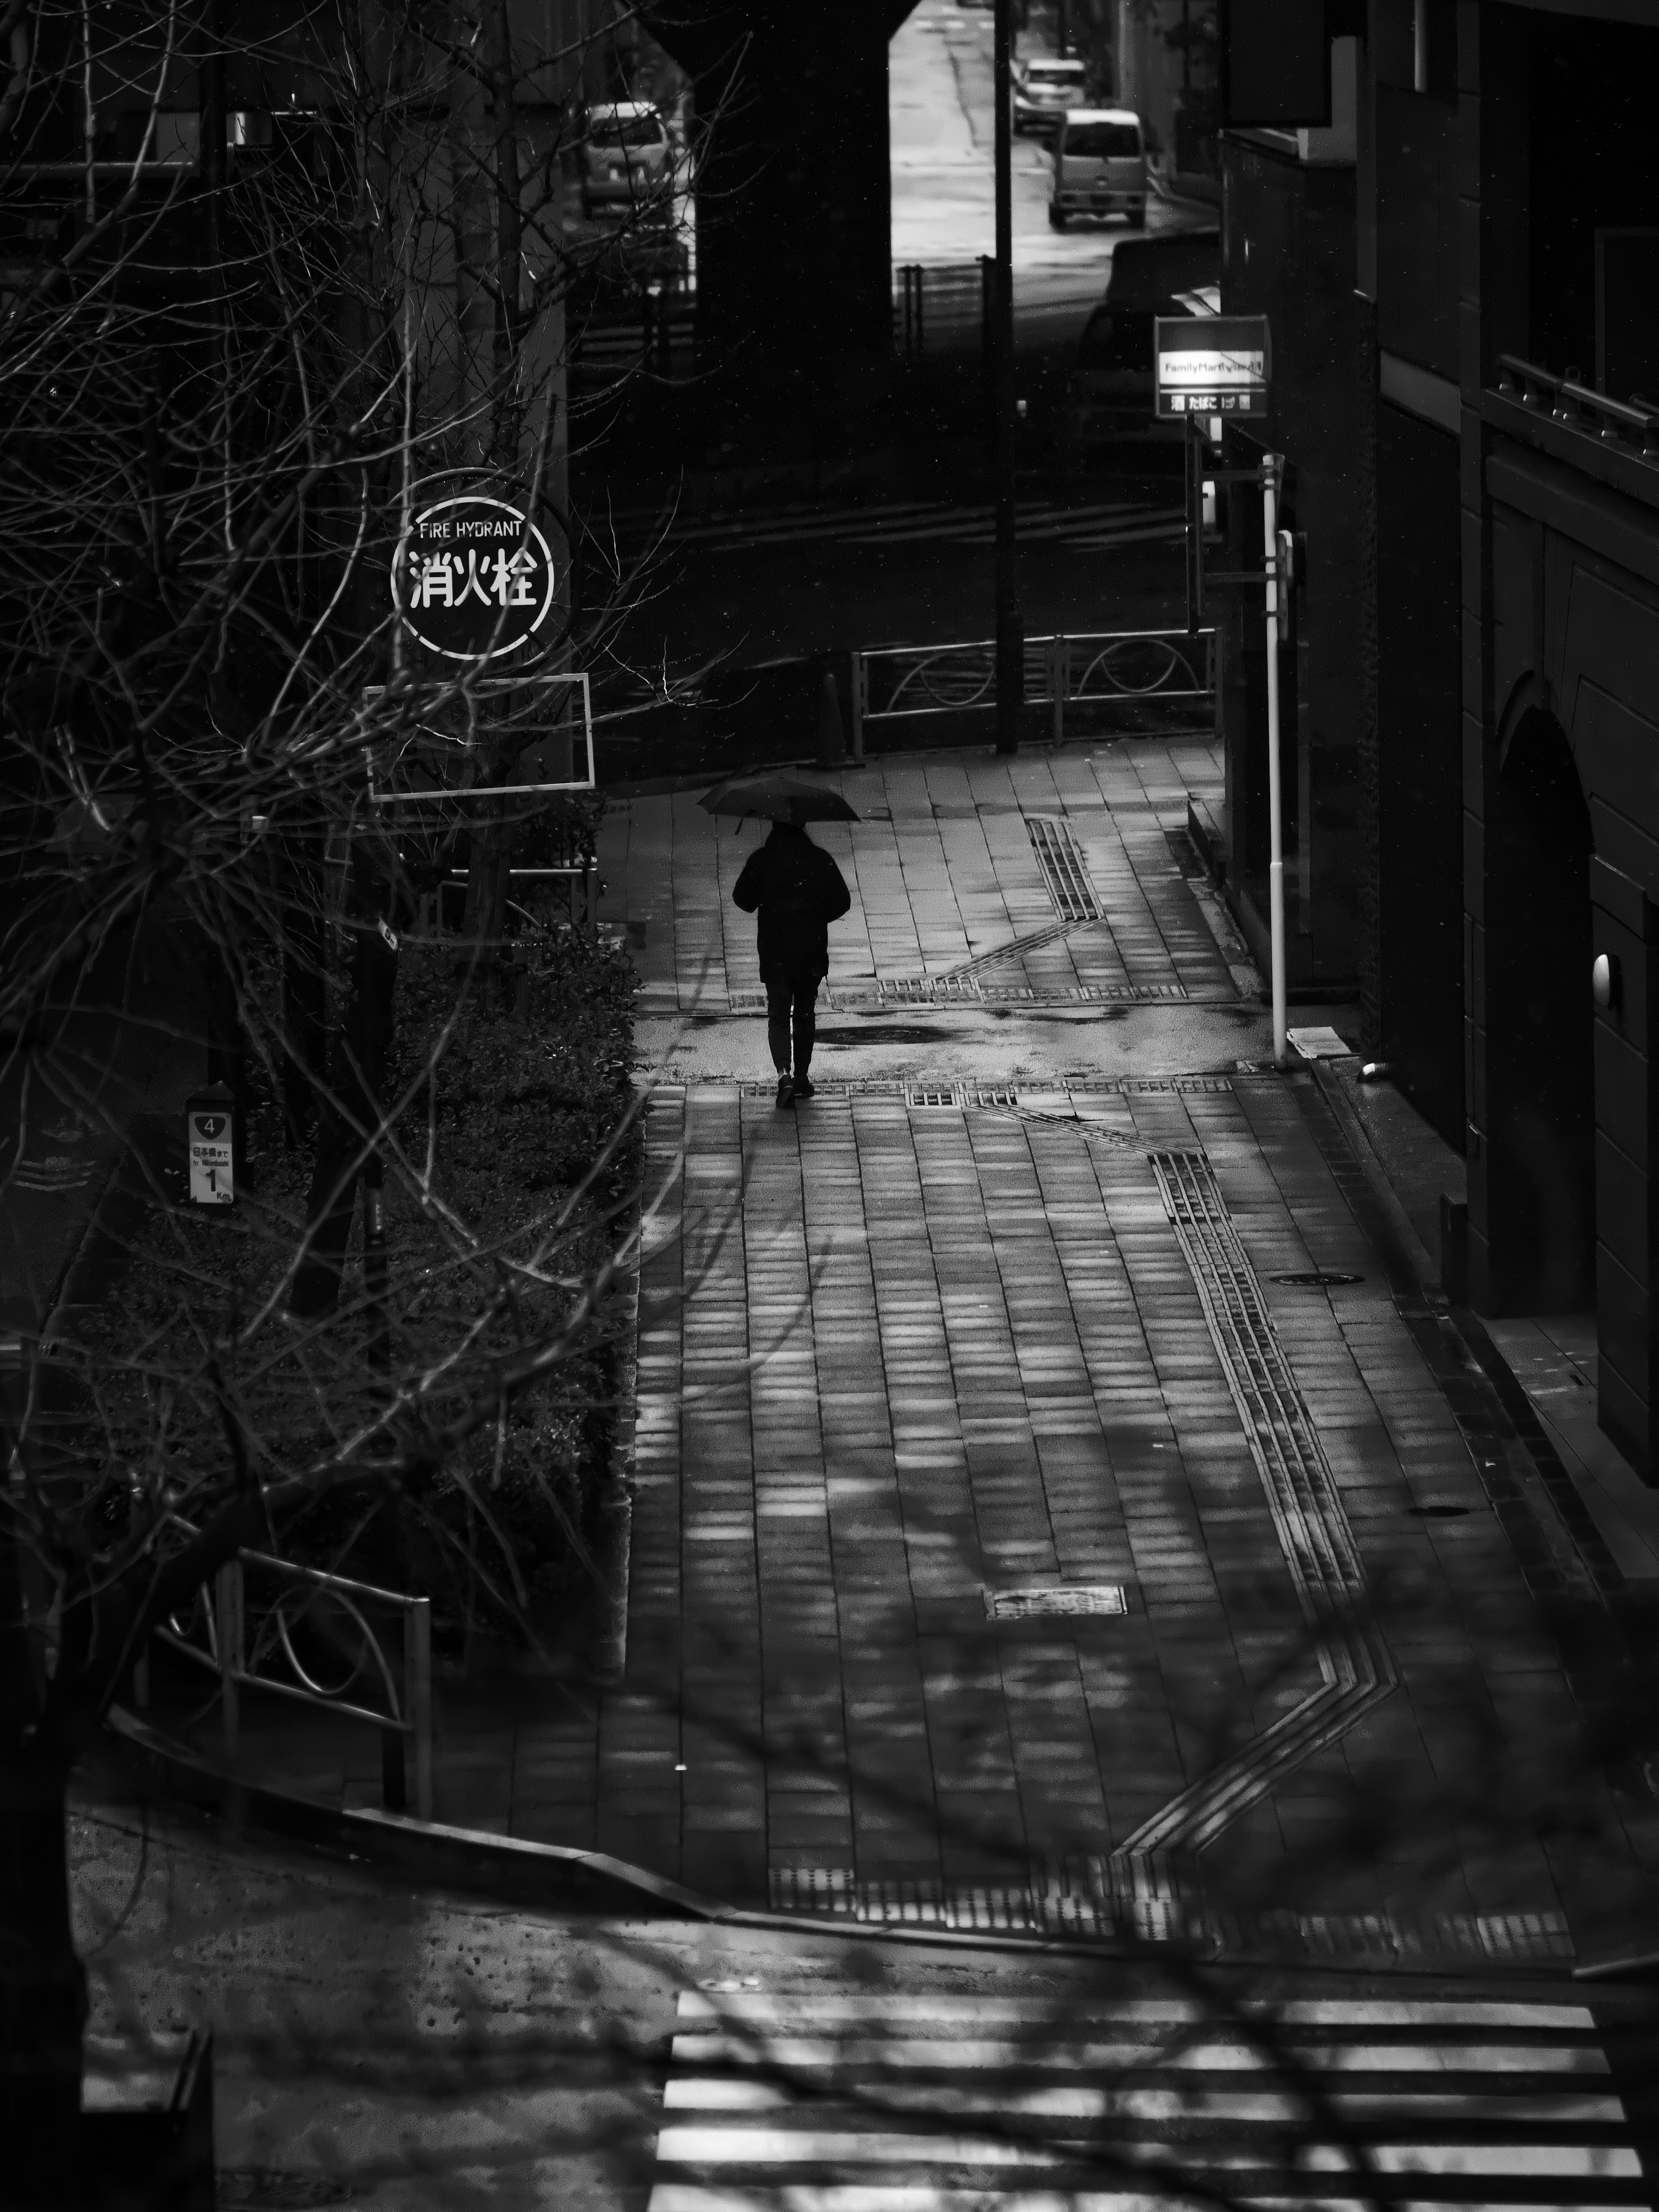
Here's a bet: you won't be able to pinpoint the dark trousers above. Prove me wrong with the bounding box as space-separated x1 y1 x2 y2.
762 961 820 1077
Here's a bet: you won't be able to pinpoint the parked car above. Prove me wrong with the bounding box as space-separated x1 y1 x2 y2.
1012 56 1088 136
581 101 672 221
1048 108 1146 229
1063 227 1221 444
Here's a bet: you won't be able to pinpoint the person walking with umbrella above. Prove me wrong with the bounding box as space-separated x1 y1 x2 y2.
705 773 857 1109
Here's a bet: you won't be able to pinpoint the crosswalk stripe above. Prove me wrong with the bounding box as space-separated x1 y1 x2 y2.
652 2199 1646 2212
660 2126 1644 2174
670 2035 1613 2074
647 1986 1648 2212
678 1995 1597 2027
666 2082 1630 2123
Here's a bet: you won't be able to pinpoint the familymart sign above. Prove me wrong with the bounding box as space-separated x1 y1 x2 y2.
1154 314 1271 418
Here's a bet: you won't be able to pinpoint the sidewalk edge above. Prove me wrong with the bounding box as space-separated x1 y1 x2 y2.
96 1709 1595 1978
1308 1063 1439 1289
102 1705 723 1919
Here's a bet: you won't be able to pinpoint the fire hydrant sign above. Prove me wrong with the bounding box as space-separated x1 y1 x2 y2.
393 496 558 661
1154 314 1271 417
187 1100 235 1205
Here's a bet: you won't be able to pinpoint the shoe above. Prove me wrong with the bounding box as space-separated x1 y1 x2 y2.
775 1074 795 1109
792 1075 815 1099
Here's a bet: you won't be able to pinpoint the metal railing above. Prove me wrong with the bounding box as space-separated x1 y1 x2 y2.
850 626 1216 747
1493 353 1659 461
571 275 696 378
893 259 993 359
137 1544 433 1820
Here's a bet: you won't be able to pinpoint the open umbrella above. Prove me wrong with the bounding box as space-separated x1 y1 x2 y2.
700 771 860 826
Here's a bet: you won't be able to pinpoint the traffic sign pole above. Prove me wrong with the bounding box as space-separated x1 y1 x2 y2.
992 0 1022 757
1262 452 1288 1071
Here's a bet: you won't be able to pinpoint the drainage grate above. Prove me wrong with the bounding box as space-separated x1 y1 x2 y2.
906 1086 960 1109
873 979 1191 1007
218 2178 355 2209
1026 816 1101 922
971 1086 1019 1109
768 1867 1575 1962
729 986 834 1014
1119 1075 1233 1095
985 1583 1126 1620
1113 1151 1396 1868
1271 1270 1363 1287
877 974 985 1004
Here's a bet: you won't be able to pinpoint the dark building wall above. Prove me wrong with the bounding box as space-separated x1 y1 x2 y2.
646 0 910 446
1457 3 1659 1481
1376 400 1464 1138
1525 14 1659 385
1375 86 1457 379
1219 137 1362 990
1363 6 1465 1141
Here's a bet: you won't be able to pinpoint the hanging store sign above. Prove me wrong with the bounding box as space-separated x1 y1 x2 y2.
1154 314 1271 418
392 495 559 661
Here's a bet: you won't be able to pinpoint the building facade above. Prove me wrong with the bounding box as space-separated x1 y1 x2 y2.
1217 0 1659 1478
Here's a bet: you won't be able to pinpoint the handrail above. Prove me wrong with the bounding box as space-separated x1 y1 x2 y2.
853 626 1216 744
139 1530 433 1820
1493 353 1659 460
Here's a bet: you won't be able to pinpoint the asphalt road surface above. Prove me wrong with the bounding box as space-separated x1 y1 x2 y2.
72 1796 1659 2211
892 0 1212 346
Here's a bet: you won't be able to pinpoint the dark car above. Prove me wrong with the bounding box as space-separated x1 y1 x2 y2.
1064 227 1221 444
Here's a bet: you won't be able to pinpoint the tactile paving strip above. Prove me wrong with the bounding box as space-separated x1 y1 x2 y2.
1108 1150 1397 1874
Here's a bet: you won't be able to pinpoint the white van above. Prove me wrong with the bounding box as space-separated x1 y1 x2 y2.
581 102 672 220
1049 108 1147 230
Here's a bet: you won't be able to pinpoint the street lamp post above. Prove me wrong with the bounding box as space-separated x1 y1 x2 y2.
992 0 1022 756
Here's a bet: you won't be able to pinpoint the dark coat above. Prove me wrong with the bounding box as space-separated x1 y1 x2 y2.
731 823 851 976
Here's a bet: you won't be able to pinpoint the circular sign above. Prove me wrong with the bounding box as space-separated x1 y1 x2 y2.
392 496 559 660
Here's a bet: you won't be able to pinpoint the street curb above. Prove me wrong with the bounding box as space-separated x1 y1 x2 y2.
96 1708 1153 1958
96 1708 1611 1983
102 1706 721 1920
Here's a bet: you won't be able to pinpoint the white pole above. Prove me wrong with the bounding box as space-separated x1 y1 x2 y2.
1262 452 1288 1069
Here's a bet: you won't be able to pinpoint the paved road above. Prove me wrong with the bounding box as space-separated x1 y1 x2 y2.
70 1795 1659 2209
892 0 1211 339
652 1978 1654 2211
140 736 1659 1980
595 492 1184 562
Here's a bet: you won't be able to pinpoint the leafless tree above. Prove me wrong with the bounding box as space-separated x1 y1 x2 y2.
0 2 710 2198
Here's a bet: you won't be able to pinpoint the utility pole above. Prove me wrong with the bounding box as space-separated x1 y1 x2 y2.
992 0 1022 756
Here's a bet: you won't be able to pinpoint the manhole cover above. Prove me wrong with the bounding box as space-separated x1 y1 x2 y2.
1271 1271 1364 1287
1406 1504 1472 1519
217 2175 354 2208
985 1584 1127 1621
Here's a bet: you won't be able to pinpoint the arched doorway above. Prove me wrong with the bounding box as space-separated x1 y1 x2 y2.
1476 706 1596 1313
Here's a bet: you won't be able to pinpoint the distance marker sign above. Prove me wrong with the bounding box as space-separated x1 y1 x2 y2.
1153 314 1271 418
393 496 559 660
185 1087 236 1206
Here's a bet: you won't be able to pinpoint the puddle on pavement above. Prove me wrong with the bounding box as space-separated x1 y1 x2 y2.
815 1024 955 1046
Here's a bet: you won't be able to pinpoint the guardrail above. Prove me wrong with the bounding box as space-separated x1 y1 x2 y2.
1494 353 1659 460
136 1541 433 1820
571 273 696 378
893 259 992 359
850 626 1215 747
